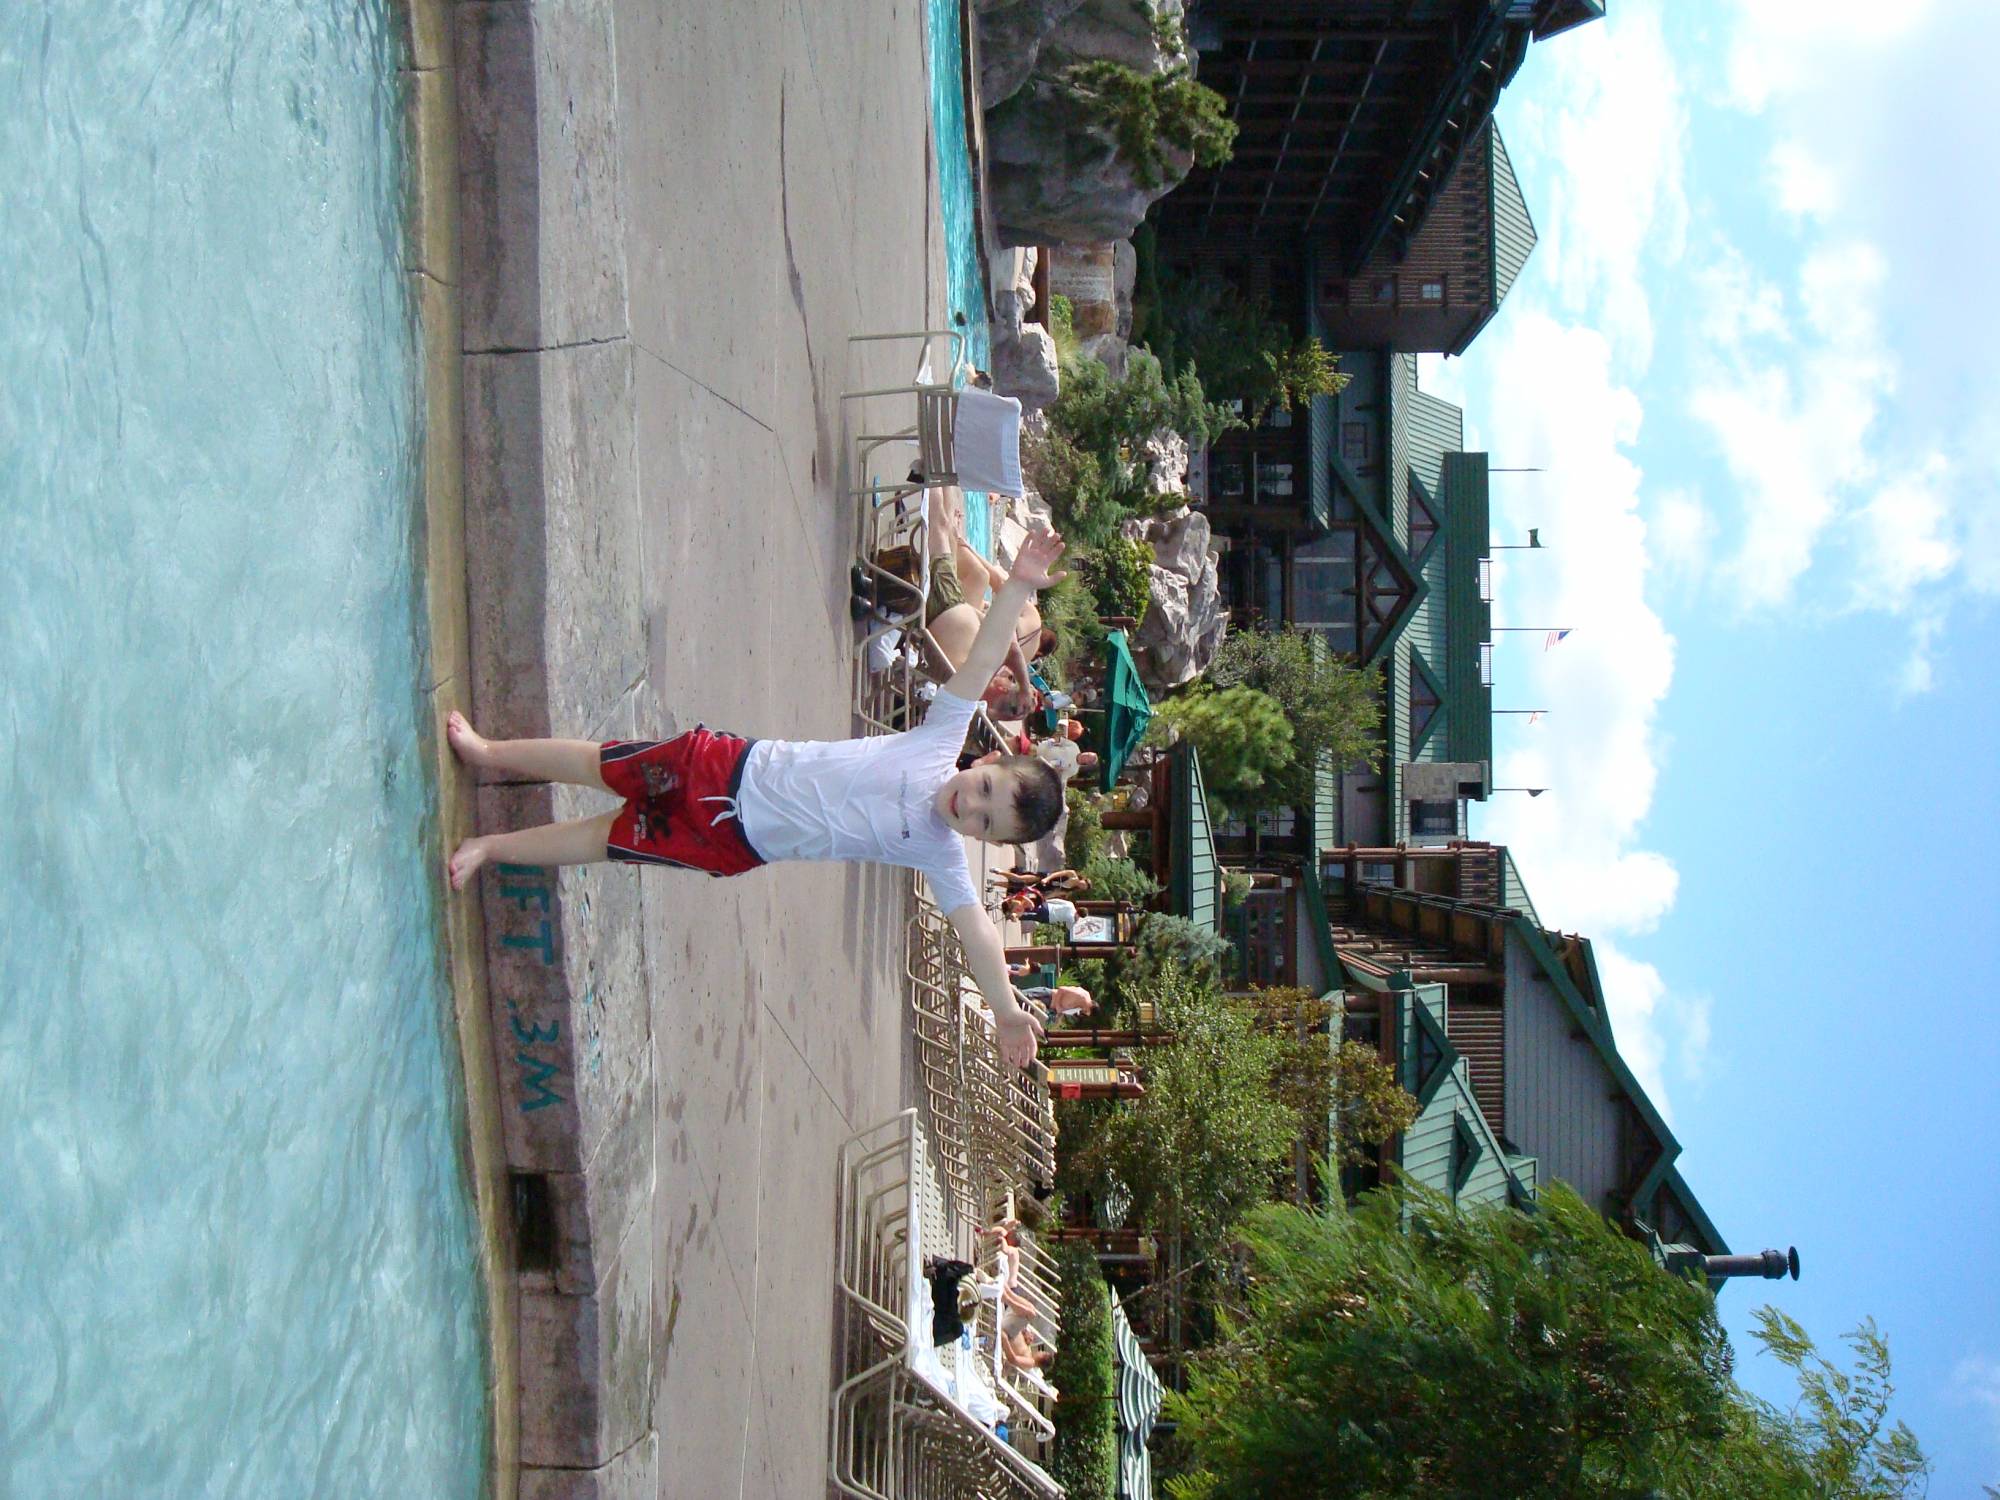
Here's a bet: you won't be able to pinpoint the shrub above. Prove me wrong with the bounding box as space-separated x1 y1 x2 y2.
1071 961 1295 1256
1221 869 1253 909
1152 685 1295 815
1081 533 1155 623
1207 628 1383 806
1061 60 1237 189
1022 423 1131 551
1054 347 1239 496
1077 854 1160 906
1121 912 1232 993
1151 262 1349 423
1048 1243 1118 1500
1039 566 1111 677
1063 786 1107 868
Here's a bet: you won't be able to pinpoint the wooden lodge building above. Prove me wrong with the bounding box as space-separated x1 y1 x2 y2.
1164 0 1601 354
1227 841 1727 1258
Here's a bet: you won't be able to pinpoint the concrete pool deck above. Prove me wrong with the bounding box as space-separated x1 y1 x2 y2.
406 1 972 1495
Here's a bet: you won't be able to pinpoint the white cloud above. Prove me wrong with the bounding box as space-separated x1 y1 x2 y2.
1719 0 1937 112
1896 613 1946 698
1499 3 1687 370
1686 241 1896 611
1649 489 1716 583
1951 1355 2000 1447
1852 456 1958 607
1957 470 2000 598
1767 139 1839 222
1453 310 1700 1114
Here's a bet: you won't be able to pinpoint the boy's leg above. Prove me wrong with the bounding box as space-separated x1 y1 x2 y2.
448 710 609 791
447 810 617 890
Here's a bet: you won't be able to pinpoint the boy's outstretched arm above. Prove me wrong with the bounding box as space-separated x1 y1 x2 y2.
947 903 1044 1070
944 528 1065 703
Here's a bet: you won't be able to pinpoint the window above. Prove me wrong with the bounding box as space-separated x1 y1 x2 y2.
1455 779 1485 799
1410 665 1442 747
1253 807 1298 838
1408 477 1439 557
1410 799 1457 836
1451 1115 1482 1195
1370 276 1398 305
1420 277 1447 304
1341 420 1372 465
1359 860 1396 886
1410 1009 1448 1096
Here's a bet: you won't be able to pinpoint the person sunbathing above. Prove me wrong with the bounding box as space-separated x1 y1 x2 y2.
1001 1325 1055 1374
855 486 1052 705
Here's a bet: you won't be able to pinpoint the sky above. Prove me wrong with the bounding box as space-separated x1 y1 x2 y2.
1425 1 2000 1489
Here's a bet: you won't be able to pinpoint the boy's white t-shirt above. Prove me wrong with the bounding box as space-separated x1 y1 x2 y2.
733 689 982 914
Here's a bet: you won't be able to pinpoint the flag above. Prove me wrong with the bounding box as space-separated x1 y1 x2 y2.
1544 628 1571 650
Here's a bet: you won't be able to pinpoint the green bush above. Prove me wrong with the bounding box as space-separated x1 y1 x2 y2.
1122 913 1232 993
1221 869 1253 909
1022 424 1130 551
1063 786 1107 869
1152 685 1296 816
1061 59 1237 189
1162 1187 1932 1499
1039 567 1111 679
1053 347 1239 500
1081 534 1155 623
1151 262 1349 423
1049 1243 1118 1500
1208 627 1384 806
1077 854 1160 906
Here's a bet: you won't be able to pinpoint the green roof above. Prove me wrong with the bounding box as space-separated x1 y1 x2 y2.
1500 849 1542 925
1171 746 1221 931
1394 981 1536 1208
1441 452 1493 767
1490 122 1538 308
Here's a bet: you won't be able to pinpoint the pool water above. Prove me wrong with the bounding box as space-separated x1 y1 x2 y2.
0 3 487 1496
924 0 995 557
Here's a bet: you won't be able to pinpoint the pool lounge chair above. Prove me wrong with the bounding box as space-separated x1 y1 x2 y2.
830 1109 1064 1500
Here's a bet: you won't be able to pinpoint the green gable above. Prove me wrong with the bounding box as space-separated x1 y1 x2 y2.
1441 452 1493 768
1171 745 1221 931
1394 981 1535 1208
1490 121 1538 309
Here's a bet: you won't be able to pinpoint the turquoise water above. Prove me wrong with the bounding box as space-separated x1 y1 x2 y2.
924 0 994 557
0 4 487 1497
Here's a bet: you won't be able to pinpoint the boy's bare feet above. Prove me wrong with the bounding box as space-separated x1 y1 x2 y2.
446 709 494 769
447 836 490 891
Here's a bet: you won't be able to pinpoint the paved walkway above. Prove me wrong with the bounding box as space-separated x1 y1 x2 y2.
444 0 964 1494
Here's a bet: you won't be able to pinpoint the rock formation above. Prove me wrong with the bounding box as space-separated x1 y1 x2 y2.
976 0 1195 246
1122 505 1224 693
986 248 1061 412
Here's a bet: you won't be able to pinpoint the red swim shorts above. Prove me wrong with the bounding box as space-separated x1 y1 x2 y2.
599 728 765 876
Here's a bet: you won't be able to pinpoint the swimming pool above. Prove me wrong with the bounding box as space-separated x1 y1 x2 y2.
924 0 995 557
0 4 487 1495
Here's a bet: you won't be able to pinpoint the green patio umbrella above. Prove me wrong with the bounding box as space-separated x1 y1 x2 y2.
1097 629 1152 791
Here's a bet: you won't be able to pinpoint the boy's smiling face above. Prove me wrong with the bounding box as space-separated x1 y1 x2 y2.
936 752 1023 841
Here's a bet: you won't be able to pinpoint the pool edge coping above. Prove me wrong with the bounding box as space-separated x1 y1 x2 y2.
398 4 523 1498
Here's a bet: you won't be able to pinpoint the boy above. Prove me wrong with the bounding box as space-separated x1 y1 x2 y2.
445 528 1073 1070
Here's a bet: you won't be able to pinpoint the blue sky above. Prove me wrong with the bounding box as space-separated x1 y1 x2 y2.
1428 1 2000 1488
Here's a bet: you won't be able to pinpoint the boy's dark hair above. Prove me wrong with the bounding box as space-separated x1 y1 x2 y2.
1003 756 1065 841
